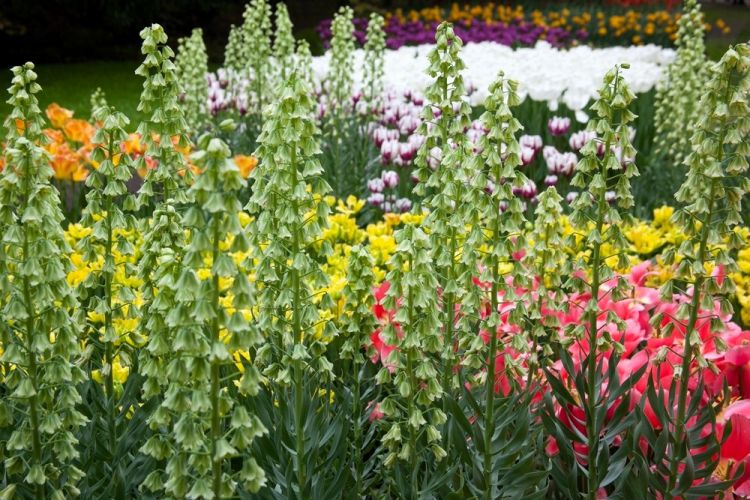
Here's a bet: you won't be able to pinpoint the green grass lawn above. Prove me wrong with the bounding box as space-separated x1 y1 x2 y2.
0 60 143 125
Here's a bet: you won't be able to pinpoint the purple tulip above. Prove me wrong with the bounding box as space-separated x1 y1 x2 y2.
548 116 571 136
427 146 442 170
372 127 399 148
569 130 596 152
367 192 385 207
380 139 400 164
381 170 399 189
520 146 536 166
395 198 412 213
398 114 420 136
317 16 584 51
368 178 385 193
544 147 577 176
513 179 537 200
520 134 543 153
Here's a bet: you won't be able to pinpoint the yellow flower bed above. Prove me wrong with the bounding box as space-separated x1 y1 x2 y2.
63 200 750 389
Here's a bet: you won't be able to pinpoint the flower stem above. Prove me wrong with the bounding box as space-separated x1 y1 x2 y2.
483 257 499 500
22 156 44 500
104 137 117 457
665 182 717 500
406 253 419 499
290 145 306 495
585 71 620 499
210 217 222 499
527 225 551 391
353 360 363 496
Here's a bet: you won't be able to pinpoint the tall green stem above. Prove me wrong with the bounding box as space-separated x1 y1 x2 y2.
442 231 457 394
290 146 306 496
483 258 499 500
482 140 507 499
22 159 44 500
585 209 604 500
585 74 618 498
664 77 732 498
405 253 419 499
352 359 363 496
665 185 718 500
527 225 551 391
210 217 222 498
104 137 117 457
439 77 458 398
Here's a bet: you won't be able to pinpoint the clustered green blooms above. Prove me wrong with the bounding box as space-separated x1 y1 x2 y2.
658 43 750 499
136 198 188 470
175 28 209 131
273 3 295 84
328 6 356 110
653 0 708 166
135 23 193 207
557 64 640 499
463 71 531 499
135 25 194 474
378 224 445 476
240 0 273 116
362 13 386 109
141 135 267 498
295 39 316 92
413 22 477 394
89 87 108 119
340 245 377 366
323 6 357 197
224 24 243 72
0 62 86 499
77 105 138 456
341 244 377 495
245 70 336 494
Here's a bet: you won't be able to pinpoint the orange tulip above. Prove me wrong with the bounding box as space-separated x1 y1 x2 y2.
45 103 74 129
171 135 191 156
63 119 95 144
234 154 258 178
50 144 89 181
44 128 65 145
137 156 158 179
121 133 144 156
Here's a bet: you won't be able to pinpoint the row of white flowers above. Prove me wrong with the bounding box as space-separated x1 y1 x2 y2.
311 41 674 117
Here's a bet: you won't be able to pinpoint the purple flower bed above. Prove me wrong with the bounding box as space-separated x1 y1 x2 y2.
316 17 587 49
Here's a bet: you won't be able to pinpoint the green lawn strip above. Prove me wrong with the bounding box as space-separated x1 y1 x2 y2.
0 60 143 126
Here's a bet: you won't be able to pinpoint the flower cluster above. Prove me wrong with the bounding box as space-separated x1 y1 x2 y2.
54 197 750 496
363 87 634 212
43 103 95 181
317 3 729 50
16 102 257 189
653 0 708 165
309 41 673 112
367 262 750 482
61 202 750 361
0 62 86 498
175 28 209 130
3 6 750 498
